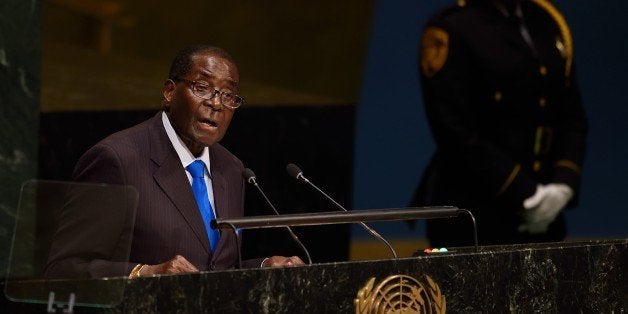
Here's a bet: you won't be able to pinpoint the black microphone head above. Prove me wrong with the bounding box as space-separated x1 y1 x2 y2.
242 168 256 184
286 163 303 180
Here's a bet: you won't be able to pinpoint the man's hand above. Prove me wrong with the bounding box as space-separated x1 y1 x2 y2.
261 256 304 267
139 255 199 276
519 183 573 234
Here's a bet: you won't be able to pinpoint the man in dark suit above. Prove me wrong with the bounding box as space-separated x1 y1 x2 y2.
46 45 303 278
411 0 588 246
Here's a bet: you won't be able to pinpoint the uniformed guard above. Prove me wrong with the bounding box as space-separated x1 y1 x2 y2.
411 0 588 246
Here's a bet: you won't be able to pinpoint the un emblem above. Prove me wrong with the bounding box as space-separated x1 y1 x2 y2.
354 275 446 314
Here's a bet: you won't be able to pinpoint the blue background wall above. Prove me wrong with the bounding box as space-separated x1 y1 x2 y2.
354 0 628 240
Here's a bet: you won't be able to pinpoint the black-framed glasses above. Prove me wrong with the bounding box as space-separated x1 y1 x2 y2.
172 78 244 109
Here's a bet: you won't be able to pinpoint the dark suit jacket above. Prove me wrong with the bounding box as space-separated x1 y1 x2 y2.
412 0 587 246
46 112 256 278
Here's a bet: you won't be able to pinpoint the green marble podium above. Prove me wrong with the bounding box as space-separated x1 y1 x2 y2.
3 239 626 313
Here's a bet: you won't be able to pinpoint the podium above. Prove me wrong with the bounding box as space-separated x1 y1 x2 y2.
3 239 627 312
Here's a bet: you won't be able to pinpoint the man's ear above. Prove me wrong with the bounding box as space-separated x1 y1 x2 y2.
163 80 175 108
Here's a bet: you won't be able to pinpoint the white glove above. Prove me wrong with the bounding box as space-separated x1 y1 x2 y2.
523 219 552 234
519 183 573 234
519 184 551 233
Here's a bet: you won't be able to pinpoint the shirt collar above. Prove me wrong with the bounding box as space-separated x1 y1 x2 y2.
162 111 211 178
492 0 523 19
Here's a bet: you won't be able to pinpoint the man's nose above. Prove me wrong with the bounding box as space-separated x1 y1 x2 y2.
204 94 223 110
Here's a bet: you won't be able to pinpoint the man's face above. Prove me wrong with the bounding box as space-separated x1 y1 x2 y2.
163 51 239 156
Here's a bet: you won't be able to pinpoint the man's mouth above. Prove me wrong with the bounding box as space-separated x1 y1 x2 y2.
199 118 218 128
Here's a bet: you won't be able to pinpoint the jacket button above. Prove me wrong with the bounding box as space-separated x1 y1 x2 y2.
539 97 546 108
533 161 542 172
539 65 547 76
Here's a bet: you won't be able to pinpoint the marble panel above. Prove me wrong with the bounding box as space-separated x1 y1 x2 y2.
0 0 41 278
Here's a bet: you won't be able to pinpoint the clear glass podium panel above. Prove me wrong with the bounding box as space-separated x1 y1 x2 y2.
4 180 138 308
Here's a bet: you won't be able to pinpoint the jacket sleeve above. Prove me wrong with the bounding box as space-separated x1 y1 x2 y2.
45 143 139 278
550 63 588 197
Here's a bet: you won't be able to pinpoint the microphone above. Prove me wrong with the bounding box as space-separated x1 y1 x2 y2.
285 163 398 259
243 168 312 264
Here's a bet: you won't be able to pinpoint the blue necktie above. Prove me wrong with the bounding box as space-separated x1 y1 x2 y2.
186 160 220 252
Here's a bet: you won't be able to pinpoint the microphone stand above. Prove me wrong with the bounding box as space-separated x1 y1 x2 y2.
287 164 398 259
249 177 313 265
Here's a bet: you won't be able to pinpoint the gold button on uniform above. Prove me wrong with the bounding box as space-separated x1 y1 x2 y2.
539 97 546 108
494 91 502 102
533 161 541 172
539 65 547 76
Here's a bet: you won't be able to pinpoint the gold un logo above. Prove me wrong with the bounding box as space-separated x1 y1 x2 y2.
354 275 446 314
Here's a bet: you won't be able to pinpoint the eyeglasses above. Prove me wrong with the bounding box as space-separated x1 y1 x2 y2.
172 78 244 109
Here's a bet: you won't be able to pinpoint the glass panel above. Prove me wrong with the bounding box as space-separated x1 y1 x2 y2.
4 180 138 308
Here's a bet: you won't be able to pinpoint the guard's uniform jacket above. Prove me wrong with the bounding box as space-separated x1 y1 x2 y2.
412 0 588 246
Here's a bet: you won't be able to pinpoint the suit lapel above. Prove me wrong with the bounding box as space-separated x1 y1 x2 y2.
488 2 537 57
149 113 211 255
210 147 229 220
209 145 230 257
